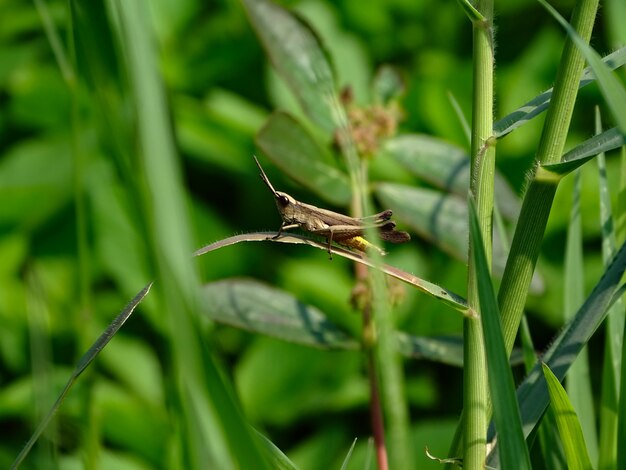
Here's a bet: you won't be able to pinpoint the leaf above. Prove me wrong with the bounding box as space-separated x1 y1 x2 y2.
253 428 299 470
194 232 472 316
469 200 532 470
256 112 351 206
539 0 626 135
563 167 597 463
242 0 340 135
486 240 626 466
375 183 544 293
494 46 626 138
201 279 359 350
542 363 593 470
382 134 520 220
543 127 625 175
11 283 153 470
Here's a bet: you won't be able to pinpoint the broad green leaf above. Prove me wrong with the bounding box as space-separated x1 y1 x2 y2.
382 134 520 220
543 127 625 175
256 111 351 206
469 200 532 470
487 240 626 466
376 183 543 293
542 363 593 470
202 279 358 350
494 46 626 137
539 0 626 135
242 0 340 135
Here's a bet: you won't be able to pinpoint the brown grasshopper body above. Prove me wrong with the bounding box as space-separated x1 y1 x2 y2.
254 156 410 256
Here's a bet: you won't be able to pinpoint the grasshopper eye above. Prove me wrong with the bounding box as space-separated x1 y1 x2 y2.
277 194 290 206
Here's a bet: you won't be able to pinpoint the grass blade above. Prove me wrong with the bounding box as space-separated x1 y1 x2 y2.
487 240 626 465
539 0 626 134
564 168 598 463
11 282 153 469
194 232 472 316
542 363 593 470
493 47 626 137
469 200 532 470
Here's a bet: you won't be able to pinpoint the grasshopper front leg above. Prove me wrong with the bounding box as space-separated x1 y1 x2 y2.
271 222 299 239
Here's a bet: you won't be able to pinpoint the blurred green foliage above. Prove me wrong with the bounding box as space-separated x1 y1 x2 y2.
0 0 623 468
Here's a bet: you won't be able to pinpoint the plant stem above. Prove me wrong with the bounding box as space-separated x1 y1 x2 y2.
497 0 600 357
463 0 494 467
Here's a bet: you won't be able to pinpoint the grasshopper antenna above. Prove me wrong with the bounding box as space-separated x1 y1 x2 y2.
253 155 279 196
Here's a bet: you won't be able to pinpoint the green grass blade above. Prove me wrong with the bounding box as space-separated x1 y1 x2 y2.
596 111 624 470
519 317 567 469
255 113 351 205
469 200 532 470
194 232 471 315
10 283 153 469
539 0 626 135
493 47 626 137
542 363 593 470
618 149 626 470
487 240 626 466
116 1 270 467
253 428 299 470
543 127 625 175
564 168 598 463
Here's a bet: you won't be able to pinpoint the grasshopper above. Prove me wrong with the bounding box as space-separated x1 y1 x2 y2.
254 156 410 256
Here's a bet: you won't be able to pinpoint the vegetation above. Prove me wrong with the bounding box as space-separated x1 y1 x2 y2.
1 0 624 468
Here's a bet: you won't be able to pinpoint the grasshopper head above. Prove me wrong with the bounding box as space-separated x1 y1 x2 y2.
274 191 295 208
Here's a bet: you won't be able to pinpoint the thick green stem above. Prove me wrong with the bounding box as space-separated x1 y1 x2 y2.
498 0 600 357
463 1 494 467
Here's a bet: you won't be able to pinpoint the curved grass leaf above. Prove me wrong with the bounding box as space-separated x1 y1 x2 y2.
255 112 351 205
375 183 544 293
542 363 593 470
382 134 520 220
253 428 299 470
194 232 472 316
487 240 626 466
202 279 358 349
11 283 153 470
543 127 625 175
494 46 626 138
242 0 340 135
469 201 532 470
539 0 626 134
